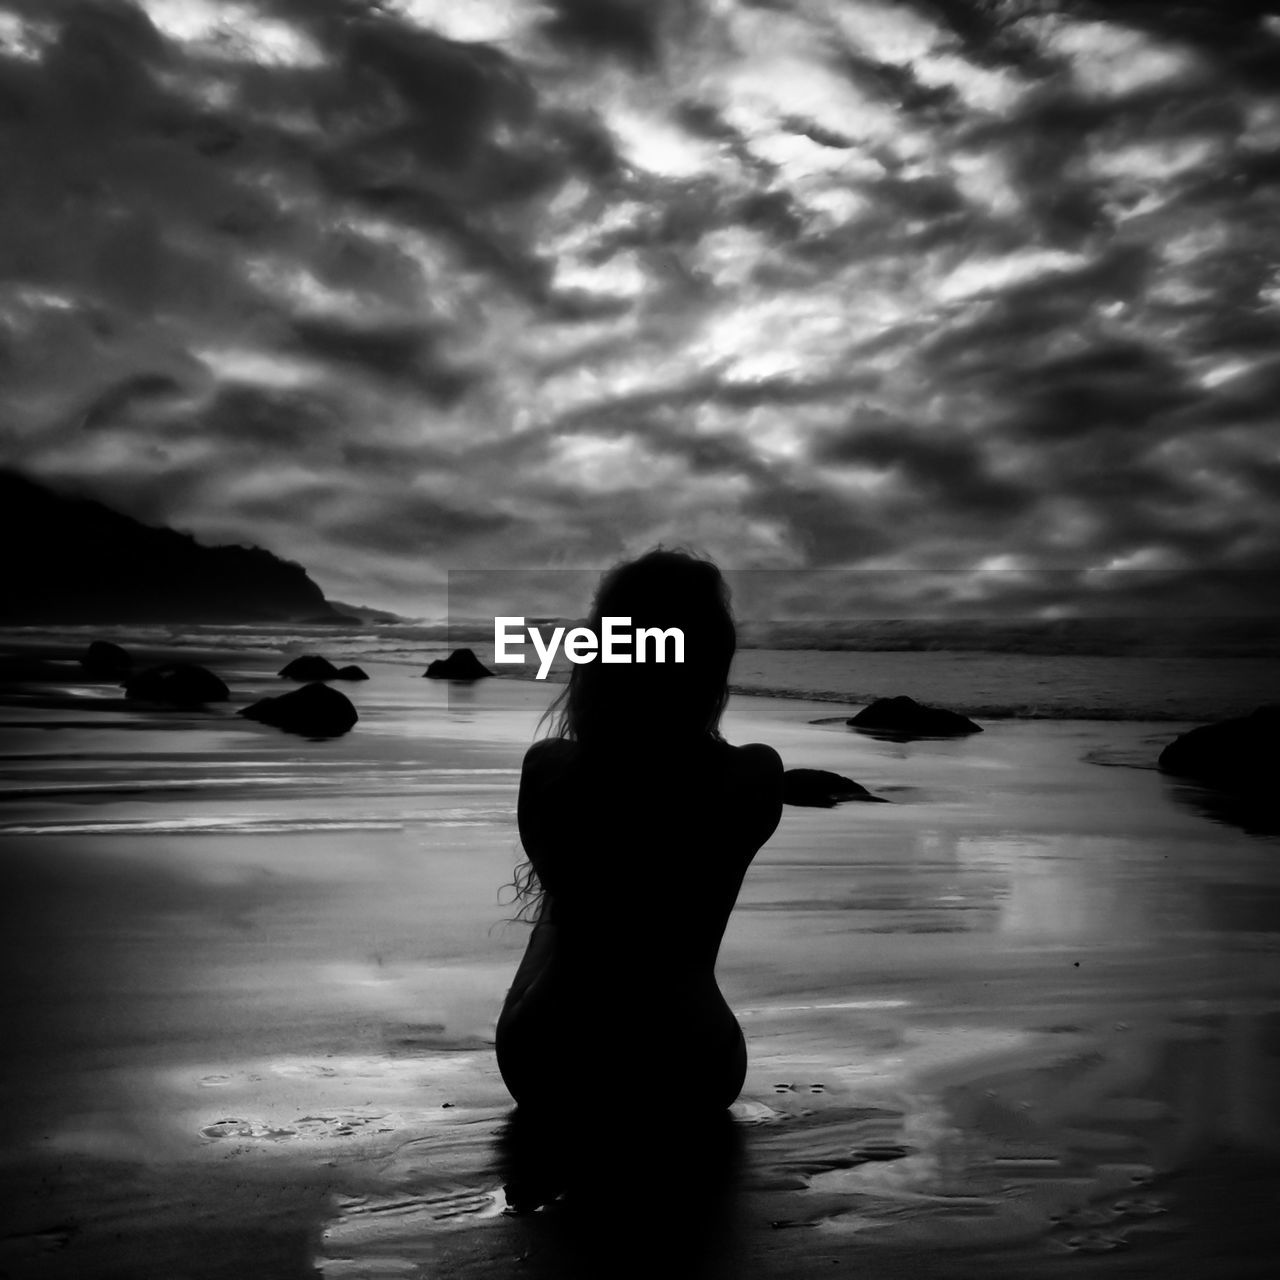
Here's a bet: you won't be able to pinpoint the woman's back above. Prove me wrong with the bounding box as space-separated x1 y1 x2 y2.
520 735 782 974
496 733 782 1109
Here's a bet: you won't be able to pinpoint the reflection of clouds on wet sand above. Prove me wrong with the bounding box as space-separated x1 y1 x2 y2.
975 833 1168 943
303 1010 1280 1276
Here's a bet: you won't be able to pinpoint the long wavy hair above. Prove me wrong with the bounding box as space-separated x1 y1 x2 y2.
508 547 736 919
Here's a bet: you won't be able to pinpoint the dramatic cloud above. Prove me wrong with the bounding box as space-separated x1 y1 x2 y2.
2 0 1278 615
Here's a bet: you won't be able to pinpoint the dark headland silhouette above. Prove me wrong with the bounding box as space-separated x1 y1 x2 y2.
1 469 345 624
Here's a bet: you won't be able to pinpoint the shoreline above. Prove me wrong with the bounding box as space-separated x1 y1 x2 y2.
3 629 1275 726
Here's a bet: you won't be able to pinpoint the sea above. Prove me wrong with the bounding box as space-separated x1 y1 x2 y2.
3 615 1277 723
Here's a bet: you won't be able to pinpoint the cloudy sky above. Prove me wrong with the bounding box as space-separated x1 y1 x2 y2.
2 0 1279 617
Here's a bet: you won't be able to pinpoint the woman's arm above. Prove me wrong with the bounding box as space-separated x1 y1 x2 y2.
515 738 576 896
734 742 784 858
503 898 556 1006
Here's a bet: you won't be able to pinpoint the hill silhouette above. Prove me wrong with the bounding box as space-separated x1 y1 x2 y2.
1 470 345 623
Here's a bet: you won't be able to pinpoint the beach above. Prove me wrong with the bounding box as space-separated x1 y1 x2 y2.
1 638 1279 1278
7 1 1280 1275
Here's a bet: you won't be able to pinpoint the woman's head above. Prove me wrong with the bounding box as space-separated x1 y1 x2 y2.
543 548 735 747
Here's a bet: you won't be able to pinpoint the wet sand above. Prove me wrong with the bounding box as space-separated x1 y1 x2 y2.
1 658 1279 1277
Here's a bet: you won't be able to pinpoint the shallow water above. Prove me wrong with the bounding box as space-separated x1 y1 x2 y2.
1 660 1278 1278
7 621 1280 722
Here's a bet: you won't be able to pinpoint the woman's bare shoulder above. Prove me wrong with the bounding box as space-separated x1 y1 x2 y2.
721 742 784 816
724 741 783 779
517 740 577 845
719 742 783 852
520 737 578 790
522 736 780 791
523 736 577 764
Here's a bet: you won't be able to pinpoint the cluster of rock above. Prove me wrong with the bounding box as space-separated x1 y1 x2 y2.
782 695 983 808
70 643 500 737
782 690 1275 831
56 642 1280 828
74 641 363 738
279 655 368 682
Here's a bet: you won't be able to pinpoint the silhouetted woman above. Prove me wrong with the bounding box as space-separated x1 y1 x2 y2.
496 550 783 1114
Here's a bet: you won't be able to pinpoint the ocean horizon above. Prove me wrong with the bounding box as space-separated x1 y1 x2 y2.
4 617 1278 725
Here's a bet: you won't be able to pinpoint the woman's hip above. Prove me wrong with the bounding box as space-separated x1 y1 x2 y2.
496 988 745 1108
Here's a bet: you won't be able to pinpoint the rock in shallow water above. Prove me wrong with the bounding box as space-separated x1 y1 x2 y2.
423 648 492 680
279 654 340 680
848 695 982 739
1158 705 1278 794
81 639 132 677
124 663 229 705
782 768 885 807
240 681 358 737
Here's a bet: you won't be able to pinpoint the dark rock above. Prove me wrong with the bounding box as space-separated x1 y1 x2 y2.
334 665 369 681
124 663 230 705
423 648 492 680
1157 705 1278 794
81 640 133 677
279 654 340 681
782 768 886 807
848 696 983 740
240 682 358 737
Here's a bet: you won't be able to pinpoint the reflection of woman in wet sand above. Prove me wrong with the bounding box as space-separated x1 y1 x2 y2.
496 550 783 1113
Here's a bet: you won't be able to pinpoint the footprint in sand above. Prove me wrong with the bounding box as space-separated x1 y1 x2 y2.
324 1185 506 1240
270 1061 339 1079
1046 1186 1168 1257
1112 1197 1166 1218
1052 1193 1168 1231
1060 1233 1130 1254
291 1110 391 1139
201 1108 400 1142
772 1081 829 1096
201 1118 297 1141
197 1074 233 1088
